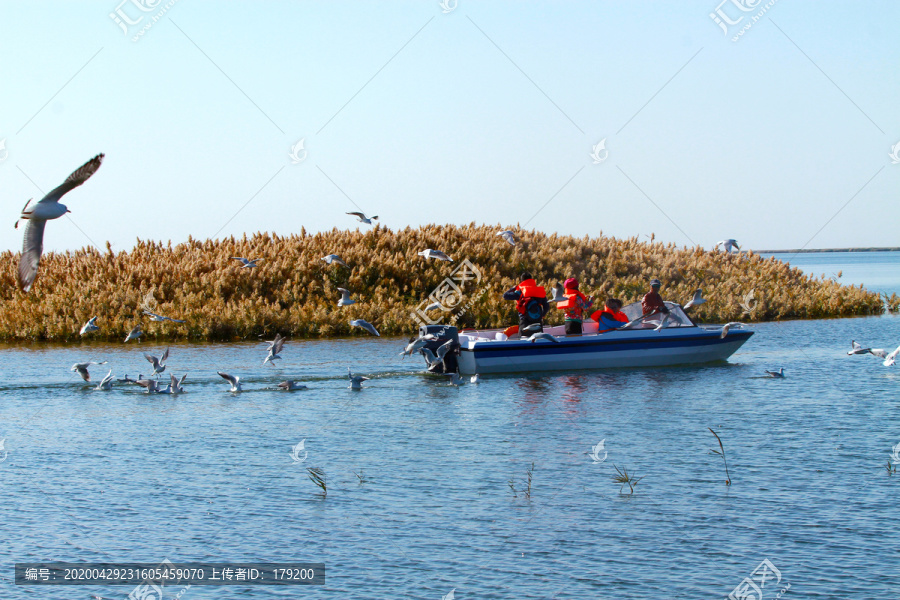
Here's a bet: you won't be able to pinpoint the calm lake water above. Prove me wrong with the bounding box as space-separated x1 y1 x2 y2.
1 253 899 599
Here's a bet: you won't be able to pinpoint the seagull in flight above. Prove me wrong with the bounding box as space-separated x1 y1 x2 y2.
321 254 349 268
79 316 99 336
847 341 889 358
716 239 741 253
232 256 262 268
337 288 355 307
400 336 429 358
421 348 441 367
421 340 455 366
124 324 142 343
719 322 745 338
350 319 380 336
217 371 242 392
143 310 185 323
765 368 785 378
348 368 370 390
497 230 516 245
263 333 286 365
884 345 900 367
683 288 706 310
70 361 108 382
417 249 453 262
15 153 104 292
347 211 378 225
548 282 566 303
277 380 308 391
144 347 169 376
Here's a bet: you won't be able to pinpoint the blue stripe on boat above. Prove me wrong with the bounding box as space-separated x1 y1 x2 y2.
463 331 753 358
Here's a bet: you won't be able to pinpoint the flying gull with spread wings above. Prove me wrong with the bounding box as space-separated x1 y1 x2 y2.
15 153 104 292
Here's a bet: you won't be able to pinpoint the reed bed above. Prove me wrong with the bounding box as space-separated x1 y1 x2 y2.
0 224 894 342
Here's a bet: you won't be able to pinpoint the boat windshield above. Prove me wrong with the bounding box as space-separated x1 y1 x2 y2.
619 301 694 329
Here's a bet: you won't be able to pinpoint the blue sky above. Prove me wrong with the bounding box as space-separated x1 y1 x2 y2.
1 1 897 254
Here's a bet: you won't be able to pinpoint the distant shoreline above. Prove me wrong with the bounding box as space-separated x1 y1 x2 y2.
755 247 900 254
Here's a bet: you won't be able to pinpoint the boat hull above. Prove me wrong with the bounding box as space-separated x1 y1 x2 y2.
457 328 753 375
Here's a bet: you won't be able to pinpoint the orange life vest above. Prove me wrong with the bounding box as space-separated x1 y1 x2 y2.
557 290 588 319
515 279 547 315
591 308 630 331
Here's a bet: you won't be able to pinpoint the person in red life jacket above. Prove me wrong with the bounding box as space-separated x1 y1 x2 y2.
557 277 593 335
641 278 669 315
591 298 630 332
503 271 550 334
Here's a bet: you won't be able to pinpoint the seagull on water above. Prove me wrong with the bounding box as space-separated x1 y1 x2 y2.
549 282 566 303
337 288 355 307
527 332 559 343
143 310 185 323
70 361 108 382
263 333 286 365
144 347 169 377
347 211 378 225
348 368 370 390
278 380 308 391
470 374 480 384
350 319 380 336
716 239 741 253
94 370 114 391
445 372 465 386
322 254 349 268
417 249 453 262
683 289 706 310
498 230 516 245
765 368 785 378
124 324 142 343
134 376 160 393
720 322 745 338
80 316 99 336
217 371 242 392
159 373 187 394
884 345 900 367
232 257 262 268
15 153 104 292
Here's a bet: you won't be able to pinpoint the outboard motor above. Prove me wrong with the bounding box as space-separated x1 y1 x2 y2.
419 324 459 374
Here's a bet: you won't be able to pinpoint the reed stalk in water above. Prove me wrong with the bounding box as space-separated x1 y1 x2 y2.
708 427 732 486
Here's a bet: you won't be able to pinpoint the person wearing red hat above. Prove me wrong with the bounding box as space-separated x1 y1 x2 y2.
557 277 593 335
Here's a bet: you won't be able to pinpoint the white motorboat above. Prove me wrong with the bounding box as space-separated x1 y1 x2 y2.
420 302 753 375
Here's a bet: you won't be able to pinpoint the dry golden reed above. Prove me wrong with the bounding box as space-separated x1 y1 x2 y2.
0 224 894 341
